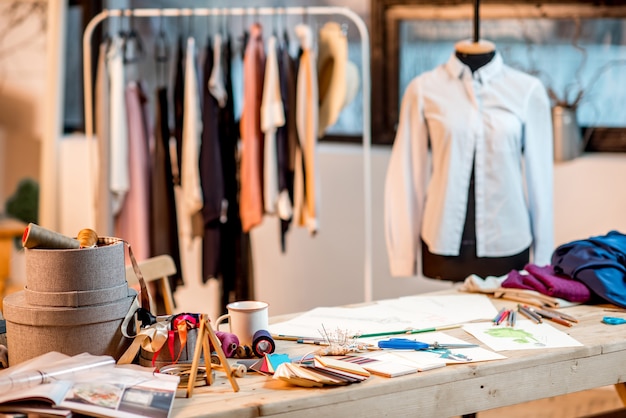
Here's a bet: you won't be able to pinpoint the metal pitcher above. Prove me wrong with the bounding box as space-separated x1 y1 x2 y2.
552 105 583 162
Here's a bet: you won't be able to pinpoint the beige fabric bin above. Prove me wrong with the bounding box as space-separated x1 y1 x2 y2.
3 289 136 365
23 241 126 307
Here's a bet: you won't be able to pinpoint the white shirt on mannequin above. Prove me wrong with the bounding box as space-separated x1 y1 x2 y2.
384 52 554 277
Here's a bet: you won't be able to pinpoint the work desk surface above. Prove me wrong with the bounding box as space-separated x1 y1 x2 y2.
171 293 626 418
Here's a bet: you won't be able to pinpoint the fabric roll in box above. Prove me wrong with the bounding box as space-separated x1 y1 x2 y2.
3 229 135 366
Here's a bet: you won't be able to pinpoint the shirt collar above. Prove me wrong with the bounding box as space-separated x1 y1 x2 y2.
445 51 503 83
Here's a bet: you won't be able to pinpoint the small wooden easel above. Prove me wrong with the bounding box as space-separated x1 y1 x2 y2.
185 314 240 397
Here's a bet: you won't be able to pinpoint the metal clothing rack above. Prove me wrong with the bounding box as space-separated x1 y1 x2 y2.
82 6 374 303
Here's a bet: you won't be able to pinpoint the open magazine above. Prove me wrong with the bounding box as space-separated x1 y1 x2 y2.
0 352 179 418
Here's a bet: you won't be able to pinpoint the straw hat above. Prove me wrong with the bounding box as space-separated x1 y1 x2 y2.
317 22 360 136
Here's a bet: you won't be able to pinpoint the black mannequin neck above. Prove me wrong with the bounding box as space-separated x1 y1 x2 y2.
455 50 496 73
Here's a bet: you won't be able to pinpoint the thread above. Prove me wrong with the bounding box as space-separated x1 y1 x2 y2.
22 223 80 249
216 331 239 358
252 329 276 357
230 363 247 378
236 345 253 358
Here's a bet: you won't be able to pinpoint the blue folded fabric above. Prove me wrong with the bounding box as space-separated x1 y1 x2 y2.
551 230 626 308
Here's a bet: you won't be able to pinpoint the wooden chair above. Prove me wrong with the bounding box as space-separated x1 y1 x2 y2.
125 254 177 316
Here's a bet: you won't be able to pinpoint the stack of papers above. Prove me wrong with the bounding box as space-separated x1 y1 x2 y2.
273 355 370 387
337 353 445 378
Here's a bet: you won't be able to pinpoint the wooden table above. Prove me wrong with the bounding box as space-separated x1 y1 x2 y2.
171 292 626 418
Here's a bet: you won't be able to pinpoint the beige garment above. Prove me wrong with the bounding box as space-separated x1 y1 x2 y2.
107 36 129 216
95 40 113 236
261 36 286 215
294 24 319 234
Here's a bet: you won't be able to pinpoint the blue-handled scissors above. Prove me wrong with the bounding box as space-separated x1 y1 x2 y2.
377 338 478 350
602 316 626 325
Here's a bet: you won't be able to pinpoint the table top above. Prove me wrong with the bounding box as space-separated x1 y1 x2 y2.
171 291 626 418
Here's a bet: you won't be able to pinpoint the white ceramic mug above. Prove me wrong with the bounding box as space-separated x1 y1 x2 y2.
215 301 269 346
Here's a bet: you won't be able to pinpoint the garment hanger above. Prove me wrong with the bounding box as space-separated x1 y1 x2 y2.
221 8 229 40
123 9 144 64
100 11 111 48
239 8 251 59
154 10 169 87
454 0 495 71
187 9 195 40
280 7 290 48
272 8 279 38
154 10 169 62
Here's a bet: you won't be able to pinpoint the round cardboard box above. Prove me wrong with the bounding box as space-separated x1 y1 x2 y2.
3 289 136 366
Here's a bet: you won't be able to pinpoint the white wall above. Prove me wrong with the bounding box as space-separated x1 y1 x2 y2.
0 3 47 212
251 144 453 317
553 154 626 245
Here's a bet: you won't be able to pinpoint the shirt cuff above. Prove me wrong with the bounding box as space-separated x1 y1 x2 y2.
389 257 416 277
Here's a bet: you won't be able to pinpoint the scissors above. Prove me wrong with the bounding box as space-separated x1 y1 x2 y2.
377 338 478 350
602 316 626 325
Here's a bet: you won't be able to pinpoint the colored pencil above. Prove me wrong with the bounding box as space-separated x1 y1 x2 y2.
354 324 462 339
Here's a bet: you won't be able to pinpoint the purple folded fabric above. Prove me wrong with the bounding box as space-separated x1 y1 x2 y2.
502 264 591 303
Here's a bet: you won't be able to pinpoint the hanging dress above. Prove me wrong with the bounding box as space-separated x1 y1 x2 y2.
200 35 226 283
239 23 266 233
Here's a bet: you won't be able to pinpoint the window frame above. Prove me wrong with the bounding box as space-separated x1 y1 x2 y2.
370 0 626 149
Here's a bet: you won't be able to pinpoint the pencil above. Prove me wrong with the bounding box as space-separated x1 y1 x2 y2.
496 310 510 326
530 307 573 327
493 307 506 323
518 305 542 324
354 324 462 339
541 307 579 323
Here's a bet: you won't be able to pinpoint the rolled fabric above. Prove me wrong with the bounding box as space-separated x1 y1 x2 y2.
22 223 80 249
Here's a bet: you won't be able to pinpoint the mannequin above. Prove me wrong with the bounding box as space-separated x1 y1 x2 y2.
420 37 529 282
454 39 496 73
384 1 554 282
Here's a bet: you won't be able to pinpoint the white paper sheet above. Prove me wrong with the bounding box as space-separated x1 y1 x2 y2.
463 320 583 351
269 294 499 340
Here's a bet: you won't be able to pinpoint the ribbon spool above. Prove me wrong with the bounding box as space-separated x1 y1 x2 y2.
215 331 239 358
252 329 276 357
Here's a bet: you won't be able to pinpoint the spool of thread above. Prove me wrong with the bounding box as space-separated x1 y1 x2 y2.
22 223 81 249
252 329 276 357
236 345 253 359
215 331 239 358
229 363 247 378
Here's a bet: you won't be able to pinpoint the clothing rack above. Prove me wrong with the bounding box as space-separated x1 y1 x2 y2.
82 6 374 302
